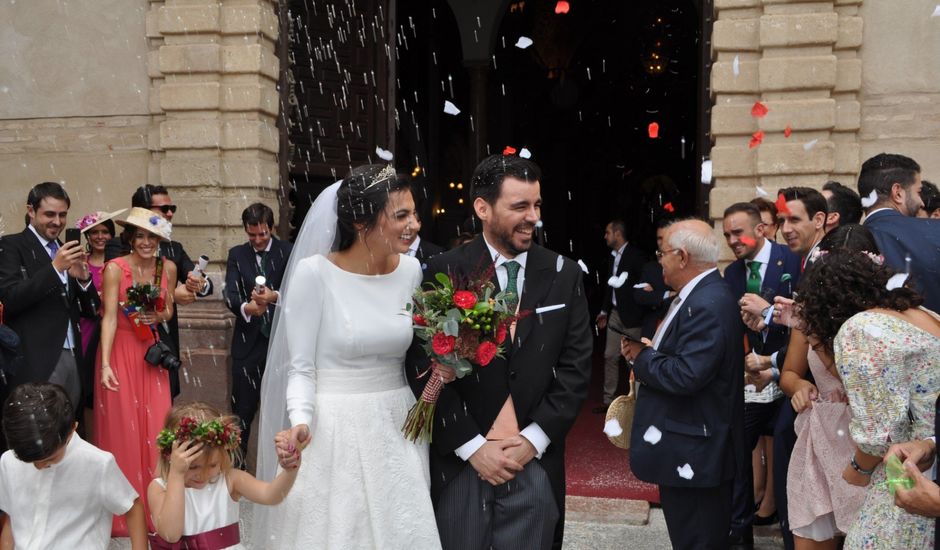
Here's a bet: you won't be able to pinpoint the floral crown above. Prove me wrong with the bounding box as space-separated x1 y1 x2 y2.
156 417 241 457
808 248 884 266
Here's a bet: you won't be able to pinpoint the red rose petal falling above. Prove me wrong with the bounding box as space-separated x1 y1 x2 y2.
784 125 792 138
502 146 517 155
648 122 659 139
776 194 791 216
749 130 764 149
555 1 570 14
663 202 675 213
740 236 756 247
751 101 769 118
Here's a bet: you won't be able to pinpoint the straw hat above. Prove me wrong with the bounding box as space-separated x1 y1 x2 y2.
605 380 636 450
116 207 172 241
76 208 128 233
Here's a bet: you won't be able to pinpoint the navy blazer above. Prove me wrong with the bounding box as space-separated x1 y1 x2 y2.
633 261 671 340
600 243 648 328
865 209 940 312
723 240 801 355
630 270 745 488
223 238 292 360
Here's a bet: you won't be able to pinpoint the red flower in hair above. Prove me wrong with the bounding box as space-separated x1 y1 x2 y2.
431 333 456 355
475 341 498 366
453 291 477 309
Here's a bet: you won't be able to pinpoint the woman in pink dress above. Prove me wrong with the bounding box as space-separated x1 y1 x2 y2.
94 207 176 536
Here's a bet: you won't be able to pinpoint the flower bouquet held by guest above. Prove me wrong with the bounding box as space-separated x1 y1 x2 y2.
795 248 940 550
95 207 176 536
403 269 519 443
253 165 442 549
148 402 298 550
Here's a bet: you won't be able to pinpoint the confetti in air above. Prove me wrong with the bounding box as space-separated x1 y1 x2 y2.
933 4 940 16
732 55 740 77
514 36 533 49
535 219 543 228
607 272 629 289
502 146 517 155
577 260 589 274
663 202 675 213
755 186 769 198
784 125 792 138
633 283 648 289
443 100 461 116
643 426 662 445
519 147 532 159
750 101 769 118
375 146 394 161
886 273 909 291
748 130 764 149
803 139 819 151
677 463 695 480
775 194 791 216
648 122 659 139
555 1 570 14
860 189 878 208
603 419 623 438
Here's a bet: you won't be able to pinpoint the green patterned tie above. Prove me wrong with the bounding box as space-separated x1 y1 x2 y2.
504 260 521 312
746 260 762 295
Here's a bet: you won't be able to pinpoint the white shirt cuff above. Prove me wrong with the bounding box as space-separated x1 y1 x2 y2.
520 423 550 458
55 268 68 284
454 435 487 461
770 352 779 369
240 302 252 323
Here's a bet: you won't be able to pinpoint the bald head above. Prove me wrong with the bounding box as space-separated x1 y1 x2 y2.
660 219 720 290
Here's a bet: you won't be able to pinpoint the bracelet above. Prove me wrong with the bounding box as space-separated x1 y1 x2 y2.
850 456 875 476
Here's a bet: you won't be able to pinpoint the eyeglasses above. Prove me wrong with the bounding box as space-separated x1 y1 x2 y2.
154 205 177 215
655 248 681 259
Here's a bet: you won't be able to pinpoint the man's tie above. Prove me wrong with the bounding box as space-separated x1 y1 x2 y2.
256 251 271 338
504 260 521 313
46 240 59 260
652 295 683 349
746 260 762 294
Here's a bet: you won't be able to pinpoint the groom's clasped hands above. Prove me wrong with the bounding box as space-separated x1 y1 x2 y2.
469 435 536 486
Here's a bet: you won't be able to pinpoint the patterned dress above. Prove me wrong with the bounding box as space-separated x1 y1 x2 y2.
836 310 940 550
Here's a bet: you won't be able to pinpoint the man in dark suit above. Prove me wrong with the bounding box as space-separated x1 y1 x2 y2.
404 216 444 263
633 220 674 341
106 184 214 398
594 219 647 413
722 202 801 548
621 219 745 550
0 182 99 433
224 203 292 458
407 154 592 550
859 153 940 312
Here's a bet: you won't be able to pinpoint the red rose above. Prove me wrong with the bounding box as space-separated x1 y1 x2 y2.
431 333 456 355
154 296 166 312
495 323 508 344
413 314 427 326
453 291 477 309
475 341 498 366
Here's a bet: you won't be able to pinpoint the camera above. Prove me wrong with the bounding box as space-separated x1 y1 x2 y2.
144 340 181 371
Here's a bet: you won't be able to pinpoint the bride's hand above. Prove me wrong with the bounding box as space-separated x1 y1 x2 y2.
275 425 309 469
433 363 457 384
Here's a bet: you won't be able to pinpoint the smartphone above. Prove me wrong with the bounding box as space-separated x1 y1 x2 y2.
608 324 644 343
64 228 81 246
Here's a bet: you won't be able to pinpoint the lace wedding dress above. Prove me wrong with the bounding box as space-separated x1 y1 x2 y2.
252 254 441 549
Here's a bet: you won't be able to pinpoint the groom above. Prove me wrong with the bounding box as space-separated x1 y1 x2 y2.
407 154 593 550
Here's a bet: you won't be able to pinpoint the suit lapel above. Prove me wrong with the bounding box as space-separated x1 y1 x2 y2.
514 246 556 346
762 244 784 296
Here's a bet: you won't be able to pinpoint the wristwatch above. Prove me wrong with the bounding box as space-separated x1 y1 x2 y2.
850 456 875 476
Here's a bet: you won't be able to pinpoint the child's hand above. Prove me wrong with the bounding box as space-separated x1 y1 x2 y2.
169 439 203 477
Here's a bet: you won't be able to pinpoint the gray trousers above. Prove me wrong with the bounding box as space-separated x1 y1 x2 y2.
436 460 559 550
603 310 641 404
47 349 81 417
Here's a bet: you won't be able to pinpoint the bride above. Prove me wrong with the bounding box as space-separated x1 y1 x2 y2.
250 165 443 549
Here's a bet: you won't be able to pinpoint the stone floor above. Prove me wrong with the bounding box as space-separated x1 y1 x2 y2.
110 496 784 549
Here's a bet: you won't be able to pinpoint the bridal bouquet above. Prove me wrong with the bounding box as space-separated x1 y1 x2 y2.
402 270 520 443
122 283 165 340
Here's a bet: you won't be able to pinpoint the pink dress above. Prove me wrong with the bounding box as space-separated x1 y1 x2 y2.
94 257 172 536
786 350 866 539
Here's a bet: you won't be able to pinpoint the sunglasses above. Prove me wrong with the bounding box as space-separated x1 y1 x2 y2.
154 205 178 215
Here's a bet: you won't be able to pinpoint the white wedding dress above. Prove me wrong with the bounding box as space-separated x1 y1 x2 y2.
255 253 441 550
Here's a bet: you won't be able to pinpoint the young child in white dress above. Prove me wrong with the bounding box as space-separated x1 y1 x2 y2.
0 382 147 549
147 402 299 550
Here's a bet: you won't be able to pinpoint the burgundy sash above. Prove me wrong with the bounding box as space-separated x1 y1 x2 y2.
148 523 240 550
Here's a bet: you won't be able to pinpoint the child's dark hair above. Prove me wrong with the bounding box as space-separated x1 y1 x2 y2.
2 383 74 462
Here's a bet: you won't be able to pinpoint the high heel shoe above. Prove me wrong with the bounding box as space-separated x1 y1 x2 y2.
753 511 778 526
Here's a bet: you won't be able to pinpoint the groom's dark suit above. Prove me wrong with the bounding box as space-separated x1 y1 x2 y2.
407 236 592 549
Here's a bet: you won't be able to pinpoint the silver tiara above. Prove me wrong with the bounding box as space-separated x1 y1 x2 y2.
363 164 397 191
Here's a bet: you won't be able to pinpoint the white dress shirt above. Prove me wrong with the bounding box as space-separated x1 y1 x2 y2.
240 238 275 322
652 268 717 350
610 243 627 307
406 235 421 258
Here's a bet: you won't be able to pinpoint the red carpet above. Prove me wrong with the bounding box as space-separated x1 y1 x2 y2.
564 352 660 503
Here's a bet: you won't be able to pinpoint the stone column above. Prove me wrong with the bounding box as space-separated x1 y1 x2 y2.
708 0 863 238
147 0 280 408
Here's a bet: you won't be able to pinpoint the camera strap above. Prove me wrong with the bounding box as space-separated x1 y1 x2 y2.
149 257 164 343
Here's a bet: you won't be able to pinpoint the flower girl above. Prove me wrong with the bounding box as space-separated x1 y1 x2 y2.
147 402 299 549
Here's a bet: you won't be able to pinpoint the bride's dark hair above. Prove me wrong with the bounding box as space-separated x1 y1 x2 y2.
335 164 411 251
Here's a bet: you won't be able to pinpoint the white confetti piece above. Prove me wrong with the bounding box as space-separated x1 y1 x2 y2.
643 426 662 445
864 324 883 338
556 255 565 272
803 139 819 151
744 384 757 392
677 463 695 480
837 429 845 437
860 189 878 208
515 36 533 49
607 272 629 288
933 4 940 17
886 272 909 291
732 55 740 77
535 219 543 228
375 146 394 161
535 304 565 314
577 260 589 274
519 147 532 159
603 418 623 437
633 283 649 289
701 159 713 184
755 186 769 198
443 100 461 116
